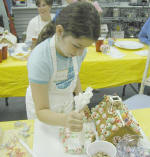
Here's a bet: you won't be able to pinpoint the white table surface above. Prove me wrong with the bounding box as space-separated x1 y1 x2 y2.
33 120 87 157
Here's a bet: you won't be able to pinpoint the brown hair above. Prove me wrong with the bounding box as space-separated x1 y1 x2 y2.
35 0 53 6
36 2 100 45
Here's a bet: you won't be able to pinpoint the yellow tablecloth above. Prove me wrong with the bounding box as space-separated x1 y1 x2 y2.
132 108 150 140
0 57 28 97
0 38 149 97
0 120 34 149
80 38 149 90
0 108 150 153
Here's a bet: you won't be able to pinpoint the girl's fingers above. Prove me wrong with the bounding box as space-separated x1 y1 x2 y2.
69 119 83 125
72 112 84 120
70 128 82 132
70 125 83 132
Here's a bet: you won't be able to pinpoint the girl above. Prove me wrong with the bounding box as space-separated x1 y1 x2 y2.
26 2 100 132
26 0 54 41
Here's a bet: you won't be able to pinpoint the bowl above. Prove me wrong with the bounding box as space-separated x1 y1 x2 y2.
116 135 150 157
86 140 117 157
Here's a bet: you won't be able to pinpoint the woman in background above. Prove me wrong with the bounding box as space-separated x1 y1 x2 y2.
26 0 53 41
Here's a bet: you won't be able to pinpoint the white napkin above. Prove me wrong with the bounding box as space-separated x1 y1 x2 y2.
135 50 148 56
107 47 125 58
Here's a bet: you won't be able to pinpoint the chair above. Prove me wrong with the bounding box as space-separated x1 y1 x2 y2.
123 46 150 109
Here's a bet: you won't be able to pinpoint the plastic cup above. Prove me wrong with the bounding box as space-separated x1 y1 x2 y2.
2 44 8 60
96 37 104 52
8 47 15 56
86 140 117 157
31 36 37 49
108 38 115 46
32 36 38 44
101 44 110 54
32 37 37 42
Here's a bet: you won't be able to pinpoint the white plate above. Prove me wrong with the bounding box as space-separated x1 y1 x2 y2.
114 41 144 50
11 43 30 60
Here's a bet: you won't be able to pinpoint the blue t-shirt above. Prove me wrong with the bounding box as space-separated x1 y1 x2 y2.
138 17 150 45
27 38 87 89
52 9 61 22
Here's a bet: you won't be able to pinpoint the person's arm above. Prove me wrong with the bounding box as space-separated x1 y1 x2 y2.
138 18 150 45
30 82 83 132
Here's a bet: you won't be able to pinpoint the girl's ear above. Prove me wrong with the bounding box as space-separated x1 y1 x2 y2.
56 25 64 37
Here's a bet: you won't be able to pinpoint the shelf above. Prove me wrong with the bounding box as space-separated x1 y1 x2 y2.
102 17 147 22
100 2 150 8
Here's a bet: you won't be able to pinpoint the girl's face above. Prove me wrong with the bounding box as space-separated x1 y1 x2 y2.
56 35 94 57
37 0 51 18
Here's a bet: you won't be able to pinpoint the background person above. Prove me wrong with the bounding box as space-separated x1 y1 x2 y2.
138 17 150 45
26 0 54 41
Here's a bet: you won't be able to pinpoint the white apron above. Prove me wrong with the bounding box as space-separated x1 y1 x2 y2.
26 35 79 119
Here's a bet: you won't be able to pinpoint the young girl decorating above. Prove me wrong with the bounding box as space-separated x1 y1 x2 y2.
26 2 100 132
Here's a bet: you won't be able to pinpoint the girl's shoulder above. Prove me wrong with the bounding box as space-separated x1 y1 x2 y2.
34 38 50 51
29 38 52 63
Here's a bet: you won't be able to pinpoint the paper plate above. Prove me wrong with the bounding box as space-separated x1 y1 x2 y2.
114 41 144 50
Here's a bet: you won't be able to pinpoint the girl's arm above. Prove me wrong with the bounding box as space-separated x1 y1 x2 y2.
30 82 83 132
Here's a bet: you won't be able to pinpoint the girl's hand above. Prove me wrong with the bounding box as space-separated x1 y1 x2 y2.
64 111 84 132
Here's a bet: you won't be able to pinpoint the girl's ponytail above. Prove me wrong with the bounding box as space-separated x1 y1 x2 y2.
36 21 55 46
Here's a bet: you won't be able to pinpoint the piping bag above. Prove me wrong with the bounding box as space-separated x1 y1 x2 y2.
74 87 93 147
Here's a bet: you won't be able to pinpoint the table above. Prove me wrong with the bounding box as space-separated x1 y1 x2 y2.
0 108 150 156
80 38 149 90
0 38 149 97
0 57 28 97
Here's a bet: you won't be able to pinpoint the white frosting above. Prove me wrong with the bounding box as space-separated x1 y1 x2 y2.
0 30 17 46
102 113 107 119
100 124 105 129
74 87 93 112
96 120 101 125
